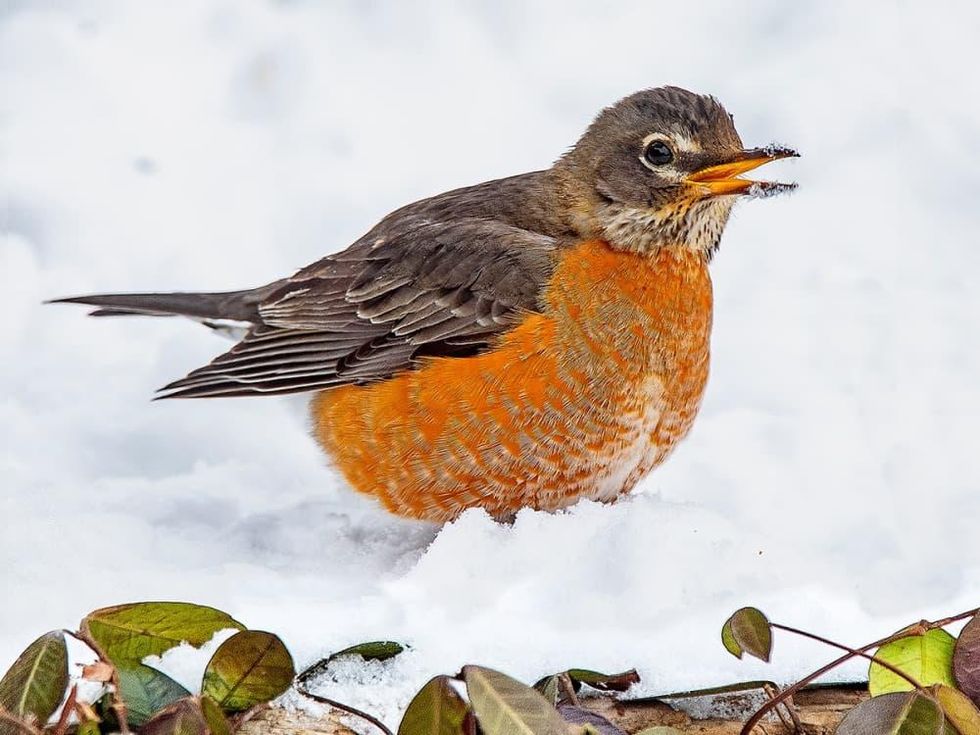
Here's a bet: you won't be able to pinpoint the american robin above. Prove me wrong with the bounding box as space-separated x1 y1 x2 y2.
53 86 796 523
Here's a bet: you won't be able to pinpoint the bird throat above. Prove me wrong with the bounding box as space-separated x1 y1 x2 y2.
595 196 736 258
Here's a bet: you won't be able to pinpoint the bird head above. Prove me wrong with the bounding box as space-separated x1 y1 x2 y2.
555 86 797 257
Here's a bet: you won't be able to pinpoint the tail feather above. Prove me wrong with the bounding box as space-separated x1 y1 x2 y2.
48 286 279 322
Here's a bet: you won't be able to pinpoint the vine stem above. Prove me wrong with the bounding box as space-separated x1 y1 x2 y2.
63 629 130 735
294 683 394 735
769 623 924 691
739 607 980 735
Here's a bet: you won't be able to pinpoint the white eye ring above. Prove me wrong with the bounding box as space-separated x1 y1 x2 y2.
639 133 676 172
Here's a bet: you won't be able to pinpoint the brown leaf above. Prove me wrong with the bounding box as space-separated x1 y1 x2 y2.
953 612 980 706
721 607 772 662
81 662 115 683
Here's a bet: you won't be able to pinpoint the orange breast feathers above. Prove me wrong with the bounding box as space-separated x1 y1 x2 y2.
311 239 713 522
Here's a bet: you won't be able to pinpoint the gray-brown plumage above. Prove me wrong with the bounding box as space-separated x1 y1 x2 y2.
52 86 796 400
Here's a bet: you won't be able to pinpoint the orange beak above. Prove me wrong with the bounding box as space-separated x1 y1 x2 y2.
686 145 799 197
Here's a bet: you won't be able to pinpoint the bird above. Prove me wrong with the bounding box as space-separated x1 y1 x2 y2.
52 86 797 523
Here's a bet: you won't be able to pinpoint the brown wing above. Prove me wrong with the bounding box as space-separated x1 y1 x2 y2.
157 216 559 398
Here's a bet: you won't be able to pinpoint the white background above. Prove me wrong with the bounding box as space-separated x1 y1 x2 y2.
2 0 979 724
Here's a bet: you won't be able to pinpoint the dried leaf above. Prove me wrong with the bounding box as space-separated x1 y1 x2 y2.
870 629 956 696
565 669 640 693
721 607 772 662
201 631 294 712
557 704 626 734
533 676 560 705
953 613 980 706
836 691 946 735
0 631 68 731
398 676 469 735
932 684 980 735
634 729 684 735
115 664 190 727
81 662 114 683
140 697 207 735
81 603 244 665
462 666 566 735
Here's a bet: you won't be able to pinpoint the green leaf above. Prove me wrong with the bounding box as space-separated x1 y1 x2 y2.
933 684 980 735
721 621 742 658
76 718 101 735
139 697 207 735
115 664 190 727
721 607 772 662
835 691 947 735
330 641 405 663
463 666 566 735
201 631 294 712
565 669 639 693
397 676 469 735
199 696 232 735
81 602 244 665
953 612 980 706
870 629 957 696
0 631 68 730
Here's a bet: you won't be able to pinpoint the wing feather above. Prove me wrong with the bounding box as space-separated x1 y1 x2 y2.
158 216 559 398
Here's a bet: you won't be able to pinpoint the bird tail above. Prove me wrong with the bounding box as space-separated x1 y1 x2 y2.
47 285 281 322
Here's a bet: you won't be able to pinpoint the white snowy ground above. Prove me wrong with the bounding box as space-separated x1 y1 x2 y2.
2 0 980 726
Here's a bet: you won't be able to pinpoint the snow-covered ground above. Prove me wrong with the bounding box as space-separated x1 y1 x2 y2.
2 0 980 724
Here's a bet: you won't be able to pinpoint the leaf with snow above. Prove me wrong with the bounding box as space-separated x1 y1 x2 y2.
0 631 68 732
81 602 244 665
398 676 469 735
462 666 566 735
835 691 946 735
114 664 191 727
330 641 405 663
721 607 772 662
869 629 956 696
201 631 294 712
953 612 980 706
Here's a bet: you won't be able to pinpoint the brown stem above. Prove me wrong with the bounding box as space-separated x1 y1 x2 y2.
557 673 581 707
294 683 393 735
923 607 979 631
51 684 78 735
770 623 924 691
65 629 130 734
738 607 980 735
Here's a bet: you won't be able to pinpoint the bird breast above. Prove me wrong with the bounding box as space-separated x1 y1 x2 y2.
312 239 713 521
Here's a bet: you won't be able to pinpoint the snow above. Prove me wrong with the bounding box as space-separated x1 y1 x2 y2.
2 0 980 729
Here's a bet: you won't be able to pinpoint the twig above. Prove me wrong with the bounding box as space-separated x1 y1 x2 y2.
294 683 394 735
557 673 581 707
770 623 925 691
739 608 980 735
65 629 130 734
51 684 78 735
761 683 802 734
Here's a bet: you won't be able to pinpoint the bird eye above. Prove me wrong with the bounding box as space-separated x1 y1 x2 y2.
643 140 674 166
